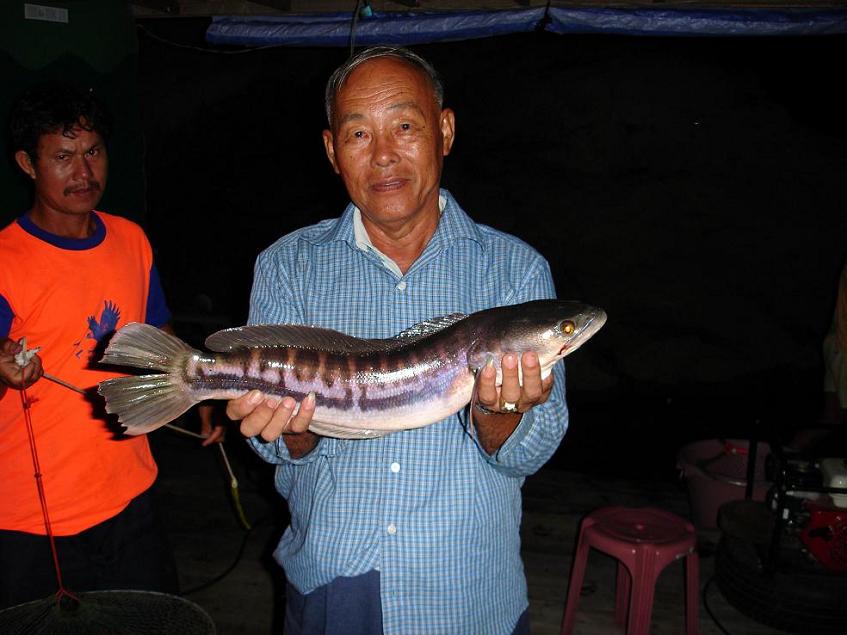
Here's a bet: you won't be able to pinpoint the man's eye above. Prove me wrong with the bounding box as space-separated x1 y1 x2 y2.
399 123 412 131
352 130 366 139
87 148 99 157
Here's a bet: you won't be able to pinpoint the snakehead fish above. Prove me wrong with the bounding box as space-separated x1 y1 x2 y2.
97 300 606 439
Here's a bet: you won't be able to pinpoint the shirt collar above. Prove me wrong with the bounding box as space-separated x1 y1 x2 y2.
304 189 486 255
17 211 106 250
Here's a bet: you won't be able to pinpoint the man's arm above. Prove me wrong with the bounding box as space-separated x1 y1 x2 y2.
467 256 569 475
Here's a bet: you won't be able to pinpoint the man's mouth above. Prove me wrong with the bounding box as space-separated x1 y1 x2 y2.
371 178 407 192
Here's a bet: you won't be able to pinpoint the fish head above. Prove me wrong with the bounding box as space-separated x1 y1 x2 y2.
467 300 607 377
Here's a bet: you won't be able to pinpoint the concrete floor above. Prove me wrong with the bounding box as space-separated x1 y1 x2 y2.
152 429 788 635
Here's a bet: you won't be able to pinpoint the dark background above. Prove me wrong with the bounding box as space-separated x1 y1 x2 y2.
4 11 846 475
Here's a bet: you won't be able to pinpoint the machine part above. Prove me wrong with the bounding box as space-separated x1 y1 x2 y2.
715 501 847 634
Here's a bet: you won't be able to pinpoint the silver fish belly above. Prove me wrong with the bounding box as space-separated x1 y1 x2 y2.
97 300 606 439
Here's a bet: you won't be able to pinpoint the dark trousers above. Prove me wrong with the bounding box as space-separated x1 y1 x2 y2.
284 569 531 635
0 489 177 609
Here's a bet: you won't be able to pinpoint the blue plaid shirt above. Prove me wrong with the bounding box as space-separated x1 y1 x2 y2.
248 190 568 635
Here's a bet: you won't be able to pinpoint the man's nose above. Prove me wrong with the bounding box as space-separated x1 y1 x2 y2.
73 155 92 180
371 133 399 167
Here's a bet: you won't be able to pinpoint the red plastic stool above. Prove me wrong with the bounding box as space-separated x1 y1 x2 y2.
560 506 699 635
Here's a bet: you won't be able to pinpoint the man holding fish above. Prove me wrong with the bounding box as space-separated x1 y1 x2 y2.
221 47 577 635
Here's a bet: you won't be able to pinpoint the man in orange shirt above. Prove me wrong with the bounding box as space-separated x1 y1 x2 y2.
0 83 223 608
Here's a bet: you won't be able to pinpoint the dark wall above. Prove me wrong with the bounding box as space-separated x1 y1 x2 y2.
137 23 846 451
0 1 145 226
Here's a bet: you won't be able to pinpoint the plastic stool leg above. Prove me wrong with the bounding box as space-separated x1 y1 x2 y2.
625 549 658 635
685 551 700 635
560 537 592 635
614 560 630 626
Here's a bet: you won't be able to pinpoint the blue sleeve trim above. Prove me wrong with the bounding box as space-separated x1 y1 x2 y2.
146 264 172 327
0 295 12 338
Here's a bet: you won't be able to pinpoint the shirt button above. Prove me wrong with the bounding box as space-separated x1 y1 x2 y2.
387 524 397 535
390 462 400 473
396 281 407 291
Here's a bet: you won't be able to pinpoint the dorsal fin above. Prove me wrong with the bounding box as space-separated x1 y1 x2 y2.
394 313 467 340
206 312 468 353
205 324 382 353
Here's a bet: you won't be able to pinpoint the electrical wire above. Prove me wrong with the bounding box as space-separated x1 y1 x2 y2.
136 23 281 55
702 575 734 635
180 516 269 597
350 0 366 57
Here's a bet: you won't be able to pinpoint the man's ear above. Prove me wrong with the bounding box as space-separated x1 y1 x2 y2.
322 129 340 175
440 108 456 157
14 150 36 179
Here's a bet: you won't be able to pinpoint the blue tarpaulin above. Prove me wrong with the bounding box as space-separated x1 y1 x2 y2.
206 7 847 47
547 7 847 37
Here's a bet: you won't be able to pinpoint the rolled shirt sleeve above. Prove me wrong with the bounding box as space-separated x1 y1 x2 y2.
469 259 569 477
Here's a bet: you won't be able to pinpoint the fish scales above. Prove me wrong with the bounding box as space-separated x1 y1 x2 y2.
184 344 466 418
97 300 607 439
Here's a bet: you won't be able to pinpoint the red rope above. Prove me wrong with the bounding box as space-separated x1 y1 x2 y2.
20 384 78 604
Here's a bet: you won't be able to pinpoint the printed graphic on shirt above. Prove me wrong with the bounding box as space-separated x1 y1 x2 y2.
74 300 121 359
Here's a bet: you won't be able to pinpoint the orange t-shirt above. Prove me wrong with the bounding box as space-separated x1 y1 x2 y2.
0 212 165 535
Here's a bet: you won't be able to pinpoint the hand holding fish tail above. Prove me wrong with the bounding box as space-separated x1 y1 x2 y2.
473 351 554 455
227 390 319 458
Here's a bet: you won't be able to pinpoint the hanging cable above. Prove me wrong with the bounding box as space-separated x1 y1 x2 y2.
702 575 734 635
165 425 252 531
136 23 281 55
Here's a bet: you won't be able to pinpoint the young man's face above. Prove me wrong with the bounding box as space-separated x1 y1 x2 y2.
16 124 108 218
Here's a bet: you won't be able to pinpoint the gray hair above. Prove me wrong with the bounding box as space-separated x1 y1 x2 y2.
324 46 444 126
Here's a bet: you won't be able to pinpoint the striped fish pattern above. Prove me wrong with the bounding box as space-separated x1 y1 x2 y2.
97 300 606 439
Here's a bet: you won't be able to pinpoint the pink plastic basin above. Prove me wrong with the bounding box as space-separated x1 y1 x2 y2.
677 438 772 529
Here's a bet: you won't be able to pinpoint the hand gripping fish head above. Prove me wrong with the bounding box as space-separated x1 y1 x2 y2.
465 300 607 382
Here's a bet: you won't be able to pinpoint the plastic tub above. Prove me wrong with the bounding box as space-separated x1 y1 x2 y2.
677 439 772 529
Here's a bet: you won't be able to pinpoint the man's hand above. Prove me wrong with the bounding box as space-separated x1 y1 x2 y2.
477 351 553 414
472 351 554 454
227 390 318 458
198 402 227 447
0 337 44 392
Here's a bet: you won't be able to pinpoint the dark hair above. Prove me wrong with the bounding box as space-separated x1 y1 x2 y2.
9 83 112 160
325 46 444 126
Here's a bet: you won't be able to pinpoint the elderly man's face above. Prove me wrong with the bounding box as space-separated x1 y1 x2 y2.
323 57 455 232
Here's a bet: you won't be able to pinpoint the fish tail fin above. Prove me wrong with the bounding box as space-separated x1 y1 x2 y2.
98 323 200 435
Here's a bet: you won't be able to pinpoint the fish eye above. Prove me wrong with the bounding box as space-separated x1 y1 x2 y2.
560 320 575 335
